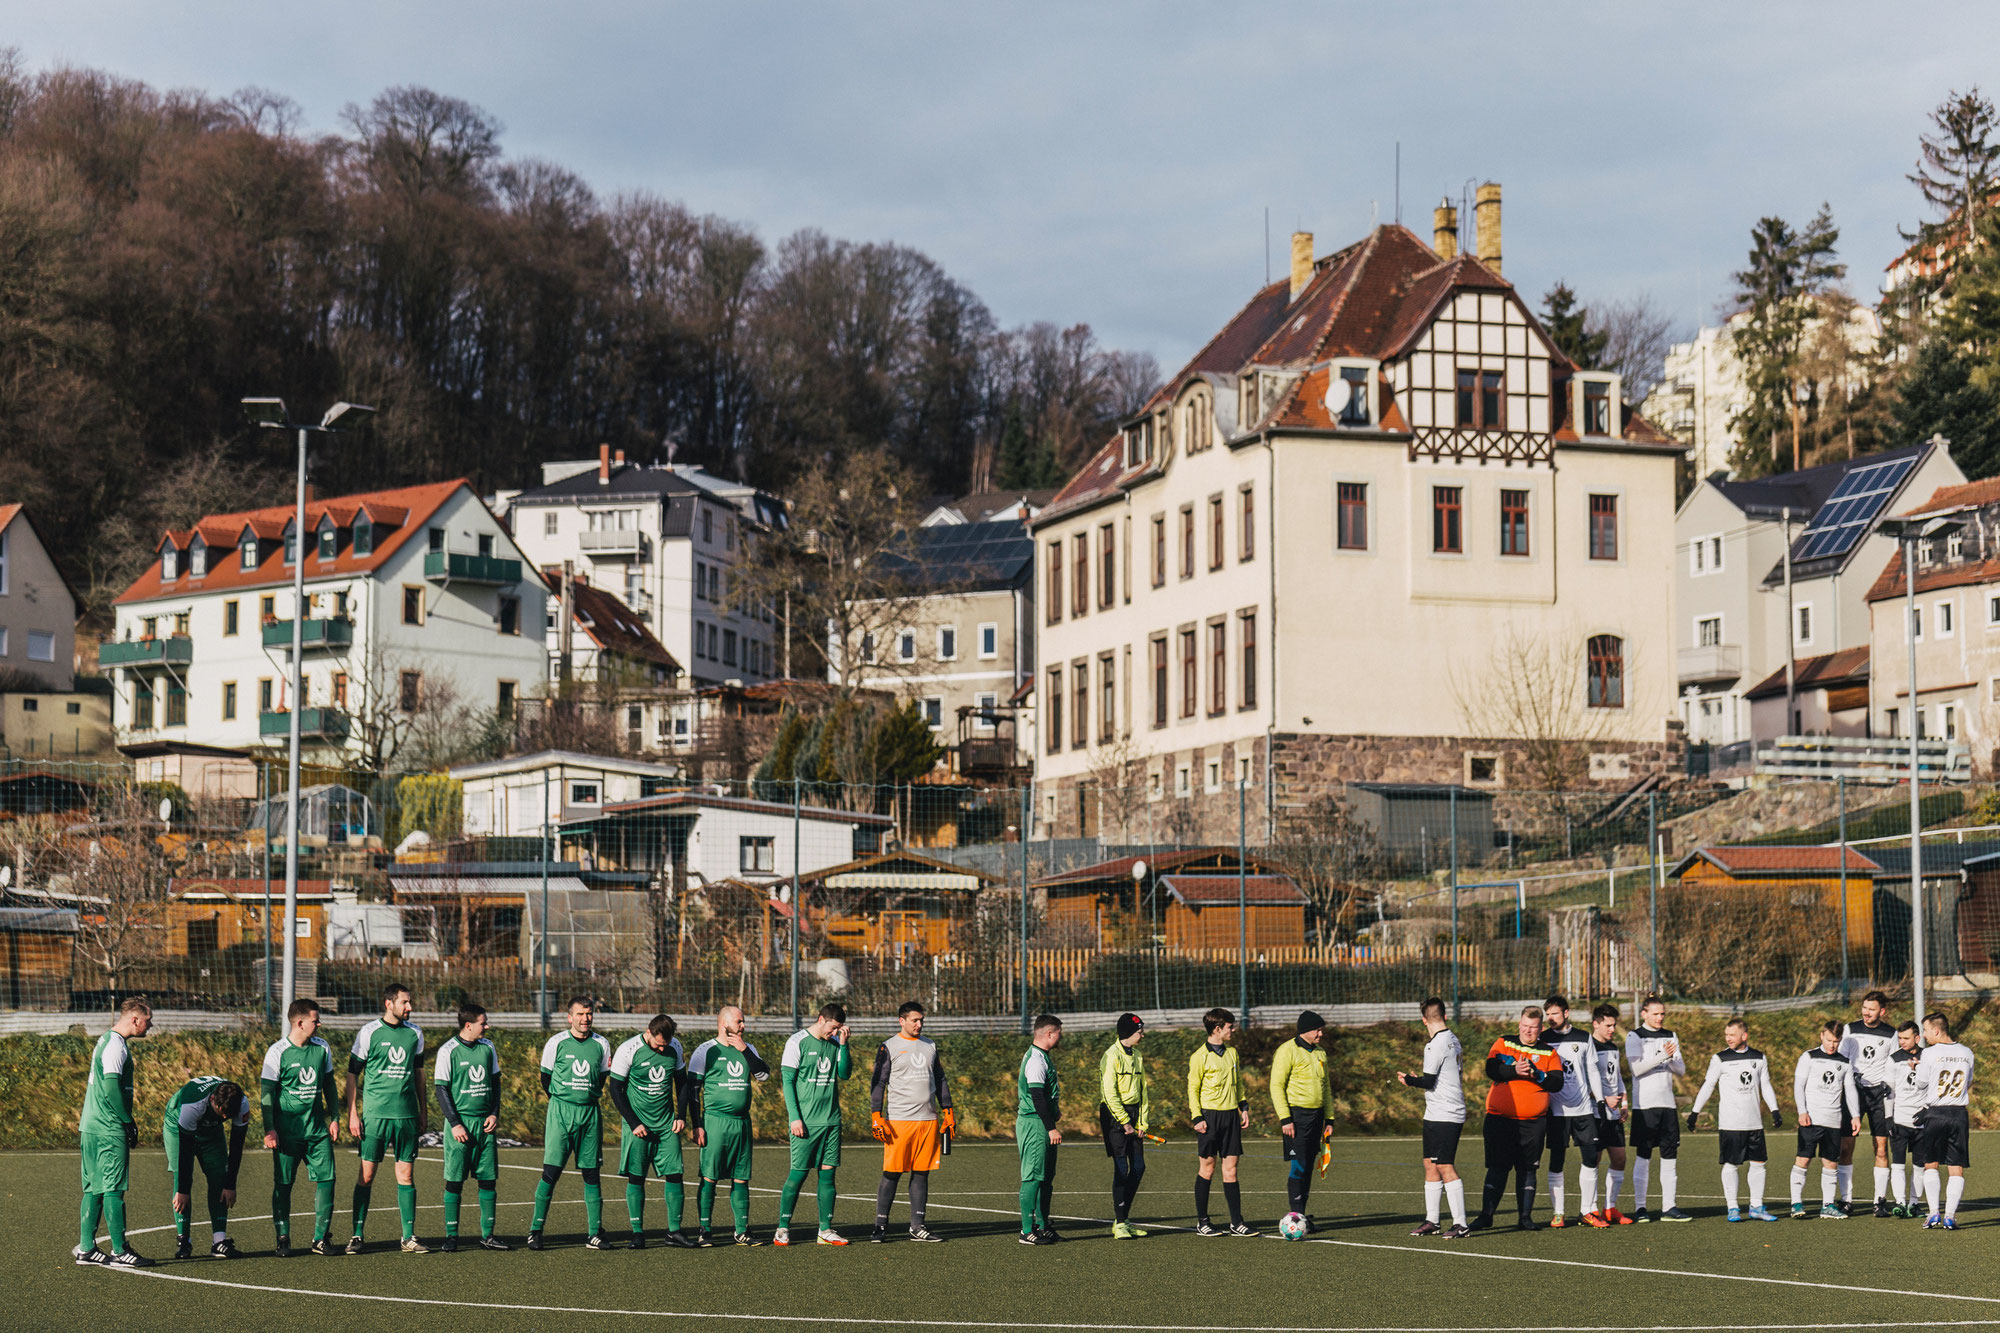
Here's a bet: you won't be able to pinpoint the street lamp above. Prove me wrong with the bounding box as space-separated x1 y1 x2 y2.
1875 511 1965 1024
242 397 377 1014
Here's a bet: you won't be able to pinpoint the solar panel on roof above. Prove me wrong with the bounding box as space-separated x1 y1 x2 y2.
1787 454 1918 565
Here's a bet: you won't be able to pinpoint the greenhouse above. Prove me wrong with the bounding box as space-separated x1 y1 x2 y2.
247 783 381 847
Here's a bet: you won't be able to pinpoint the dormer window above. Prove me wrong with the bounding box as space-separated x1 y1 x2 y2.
241 535 259 568
1574 373 1621 437
189 539 207 577
1240 374 1261 428
161 545 178 580
317 523 337 561
1329 359 1378 427
353 516 374 556
283 520 297 565
1124 419 1154 468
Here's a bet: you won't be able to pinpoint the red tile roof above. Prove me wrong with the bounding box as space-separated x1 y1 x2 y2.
115 480 467 606
0 504 20 538
1743 646 1870 701
1672 845 1881 878
565 580 679 674
1861 483 2000 604
1159 874 1308 906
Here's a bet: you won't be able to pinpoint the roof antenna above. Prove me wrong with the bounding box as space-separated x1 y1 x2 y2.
1394 141 1400 225
1264 207 1270 285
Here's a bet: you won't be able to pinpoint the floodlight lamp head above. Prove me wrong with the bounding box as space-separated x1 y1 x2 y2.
1130 860 1148 882
321 402 376 431
242 397 289 429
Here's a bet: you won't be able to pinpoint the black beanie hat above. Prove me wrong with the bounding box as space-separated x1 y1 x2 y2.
1117 1013 1144 1039
1297 1009 1325 1034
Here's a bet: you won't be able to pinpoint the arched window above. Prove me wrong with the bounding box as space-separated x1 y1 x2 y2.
1587 634 1624 709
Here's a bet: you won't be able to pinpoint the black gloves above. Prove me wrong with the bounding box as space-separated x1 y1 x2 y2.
1770 1110 1784 1130
124 1122 139 1149
1685 1111 1699 1130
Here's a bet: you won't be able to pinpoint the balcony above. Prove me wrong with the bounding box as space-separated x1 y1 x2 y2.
100 635 192 668
259 707 350 741
424 551 520 585
580 529 643 557
261 618 354 652
1676 642 1743 685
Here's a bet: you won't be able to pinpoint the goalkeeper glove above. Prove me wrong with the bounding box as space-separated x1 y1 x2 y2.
870 1112 891 1143
1770 1109 1784 1130
1685 1111 1699 1131
940 1107 956 1135
124 1122 139 1149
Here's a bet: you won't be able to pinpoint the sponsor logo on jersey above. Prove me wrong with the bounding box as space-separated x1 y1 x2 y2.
387 1046 407 1066
1820 1068 1838 1087
818 1055 832 1073
468 1065 486 1084
725 1058 744 1079
646 1066 667 1085
1737 1070 1754 1087
572 1057 590 1077
298 1067 317 1087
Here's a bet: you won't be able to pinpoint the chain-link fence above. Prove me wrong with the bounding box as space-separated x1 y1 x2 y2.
2 756 1996 1026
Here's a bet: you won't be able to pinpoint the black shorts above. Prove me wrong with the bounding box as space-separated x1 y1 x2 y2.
1099 1103 1145 1160
1630 1107 1681 1158
1920 1107 1971 1169
1891 1123 1926 1167
1795 1124 1843 1161
1718 1129 1769 1166
1195 1109 1243 1160
1422 1119 1464 1166
1481 1114 1547 1173
1856 1086 1892 1138
1282 1109 1326 1163
1594 1116 1627 1150
1546 1114 1601 1172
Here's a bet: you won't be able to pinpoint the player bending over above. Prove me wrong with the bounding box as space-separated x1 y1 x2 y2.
871 1000 953 1243
433 1002 509 1252
528 996 616 1250
1687 1017 1781 1222
776 1002 853 1246
610 1013 689 1249
261 998 342 1255
1396 996 1467 1237
1790 1019 1860 1219
1914 1010 1975 1229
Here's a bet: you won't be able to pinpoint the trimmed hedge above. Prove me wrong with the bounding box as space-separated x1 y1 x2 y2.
5 1001 1997 1150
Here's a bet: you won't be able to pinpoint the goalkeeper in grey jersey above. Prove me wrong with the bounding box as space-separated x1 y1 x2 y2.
1687 1018 1782 1222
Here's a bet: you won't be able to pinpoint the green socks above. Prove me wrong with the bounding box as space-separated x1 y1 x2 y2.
730 1180 750 1234
314 1181 335 1241
779 1169 809 1228
1019 1180 1039 1234
817 1173 837 1231
79 1193 102 1252
477 1184 496 1240
663 1175 685 1233
175 1203 191 1240
104 1192 128 1253
626 1180 646 1234
532 1179 554 1232
397 1184 416 1240
583 1178 602 1235
352 1181 372 1237
444 1183 463 1237
209 1179 229 1237
698 1178 716 1230
272 1181 293 1240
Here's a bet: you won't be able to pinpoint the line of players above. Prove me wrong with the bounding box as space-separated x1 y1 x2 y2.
1394 990 1977 1233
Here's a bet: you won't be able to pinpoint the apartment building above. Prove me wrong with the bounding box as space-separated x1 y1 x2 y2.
106 481 547 764
0 505 77 691
504 449 783 691
1674 441 1961 747
1031 191 1687 837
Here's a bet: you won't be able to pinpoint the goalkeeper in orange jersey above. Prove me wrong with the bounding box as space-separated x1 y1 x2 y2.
868 1001 953 1243
1469 1006 1565 1232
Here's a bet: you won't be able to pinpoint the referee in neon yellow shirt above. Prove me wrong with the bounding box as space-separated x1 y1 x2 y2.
1187 1007 1258 1236
1271 1009 1331 1231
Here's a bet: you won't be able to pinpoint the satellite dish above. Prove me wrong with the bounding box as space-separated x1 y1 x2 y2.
158 798 174 824
0 865 12 889
1130 860 1149 882
1324 375 1352 418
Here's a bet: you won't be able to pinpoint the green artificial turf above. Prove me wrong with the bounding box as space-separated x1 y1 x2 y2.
7 1132 2000 1332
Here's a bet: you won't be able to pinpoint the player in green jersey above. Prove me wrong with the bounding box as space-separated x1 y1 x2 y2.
345 982 428 1253
163 1075 251 1259
609 1014 689 1248
1017 1013 1064 1245
433 1001 509 1252
688 1003 771 1245
776 1001 854 1246
260 997 342 1255
527 996 616 1250
76 997 154 1268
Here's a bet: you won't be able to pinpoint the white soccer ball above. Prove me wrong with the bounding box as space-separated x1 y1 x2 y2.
1278 1211 1308 1241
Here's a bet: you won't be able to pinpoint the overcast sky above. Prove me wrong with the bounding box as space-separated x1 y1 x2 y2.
11 2 2000 371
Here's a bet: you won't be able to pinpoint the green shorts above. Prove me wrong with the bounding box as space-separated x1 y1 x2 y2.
1016 1115 1053 1182
542 1102 602 1170
700 1113 753 1181
80 1132 129 1195
788 1120 841 1172
442 1124 499 1182
162 1125 228 1183
358 1116 420 1164
272 1134 337 1185
619 1123 685 1179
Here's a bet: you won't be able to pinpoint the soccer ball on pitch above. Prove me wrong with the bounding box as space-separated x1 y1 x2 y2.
1278 1211 1309 1241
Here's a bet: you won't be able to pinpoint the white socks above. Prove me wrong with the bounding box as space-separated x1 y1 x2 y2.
1444 1179 1467 1227
1873 1165 1890 1204
1660 1158 1678 1211
1836 1164 1853 1202
1821 1166 1838 1204
1747 1162 1767 1208
1720 1164 1740 1210
1891 1163 1909 1205
1578 1165 1598 1216
1605 1169 1622 1215
1633 1159 1650 1211
1947 1174 1965 1219
1791 1164 1808 1204
1924 1168 1942 1218
1424 1180 1442 1224
1549 1171 1565 1218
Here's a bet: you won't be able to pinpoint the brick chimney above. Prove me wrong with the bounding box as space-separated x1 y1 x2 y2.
1475 182 1502 273
1433 199 1458 260
303 484 315 505
597 442 611 486
1289 231 1313 300
614 448 625 466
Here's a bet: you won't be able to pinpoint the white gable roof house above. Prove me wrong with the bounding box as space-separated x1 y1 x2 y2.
449 749 685 838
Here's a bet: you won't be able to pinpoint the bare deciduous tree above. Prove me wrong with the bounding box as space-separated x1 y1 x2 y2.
1451 626 1619 794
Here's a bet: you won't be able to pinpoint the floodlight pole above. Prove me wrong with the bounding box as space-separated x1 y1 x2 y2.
280 425 307 1014
1906 532 1925 1023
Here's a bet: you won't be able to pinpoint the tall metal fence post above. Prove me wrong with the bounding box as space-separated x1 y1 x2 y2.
1449 788 1460 1022
1019 782 1030 1034
1648 792 1661 997
791 777 802 1031
260 760 273 1026
1237 777 1249 1021
1837 775 1851 1002
539 767 551 1031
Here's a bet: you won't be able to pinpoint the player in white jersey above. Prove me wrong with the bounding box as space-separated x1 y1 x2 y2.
1624 996 1690 1221
1687 1017 1782 1222
1836 990 1898 1215
1396 996 1467 1237
1582 1004 1633 1226
1886 1021 1926 1217
1791 1020 1860 1219
1538 995 1604 1228
1914 1010 1974 1229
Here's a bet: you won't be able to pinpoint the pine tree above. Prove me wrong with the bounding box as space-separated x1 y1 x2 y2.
1727 206 1844 478
1892 336 2000 478
1540 282 1608 368
1901 87 2000 303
